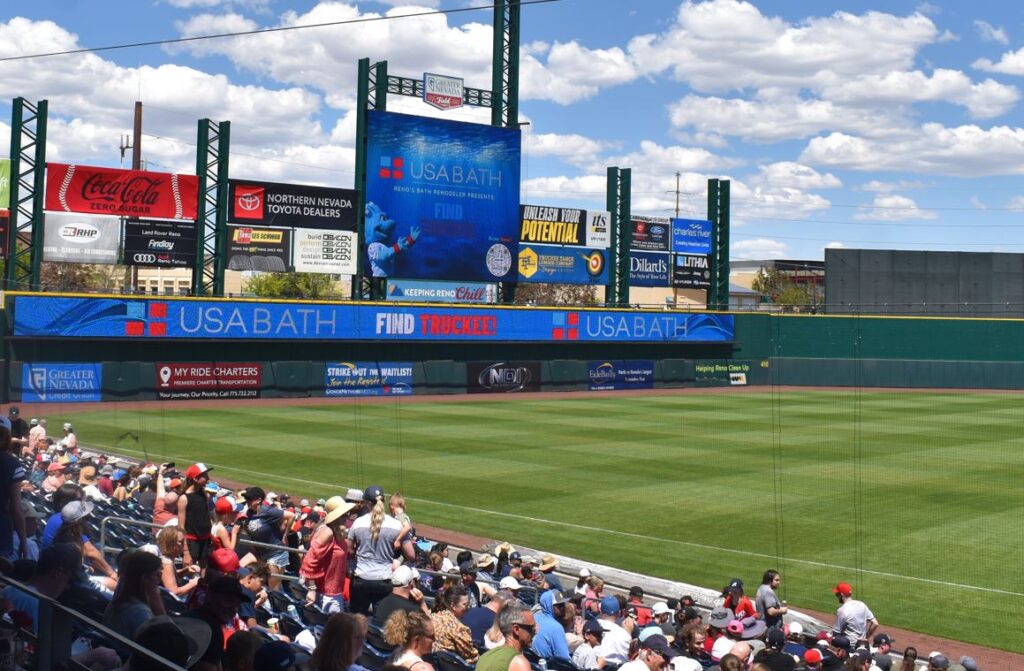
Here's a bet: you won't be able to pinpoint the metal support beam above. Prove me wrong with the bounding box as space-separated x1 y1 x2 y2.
5 98 47 292
491 0 520 129
354 59 389 301
706 178 730 310
192 119 230 296
605 166 631 307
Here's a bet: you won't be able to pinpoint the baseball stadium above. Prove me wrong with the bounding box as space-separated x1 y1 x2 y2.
3 1 1024 670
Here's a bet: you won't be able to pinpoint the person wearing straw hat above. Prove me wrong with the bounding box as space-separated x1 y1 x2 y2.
79 465 108 503
300 495 356 614
538 554 564 593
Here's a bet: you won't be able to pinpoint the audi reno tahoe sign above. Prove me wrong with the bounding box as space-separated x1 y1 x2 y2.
124 219 198 268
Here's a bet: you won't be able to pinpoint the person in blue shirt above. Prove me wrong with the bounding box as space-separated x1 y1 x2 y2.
532 589 571 662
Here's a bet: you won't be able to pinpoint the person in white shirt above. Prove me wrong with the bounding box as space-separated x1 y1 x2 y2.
595 597 631 665
618 635 676 671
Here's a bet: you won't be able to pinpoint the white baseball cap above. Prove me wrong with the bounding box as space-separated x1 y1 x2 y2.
579 567 592 578
499 576 522 591
652 602 671 616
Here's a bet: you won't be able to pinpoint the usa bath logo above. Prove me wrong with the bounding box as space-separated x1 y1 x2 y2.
378 157 405 180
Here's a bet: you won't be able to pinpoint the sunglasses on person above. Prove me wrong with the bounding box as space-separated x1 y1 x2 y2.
515 623 536 635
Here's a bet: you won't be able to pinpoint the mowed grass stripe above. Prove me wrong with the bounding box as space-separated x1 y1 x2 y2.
64 391 1024 653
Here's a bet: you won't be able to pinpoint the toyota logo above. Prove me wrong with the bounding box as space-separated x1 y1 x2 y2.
236 193 261 211
133 253 157 263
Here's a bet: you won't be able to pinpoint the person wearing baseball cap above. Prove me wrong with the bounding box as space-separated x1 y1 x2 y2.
185 575 252 669
573 619 606 670
621 634 675 671
60 422 77 451
253 640 310 671
871 633 895 671
179 463 214 569
832 581 879 648
804 647 825 670
299 495 356 614
595 596 631 665
349 484 415 614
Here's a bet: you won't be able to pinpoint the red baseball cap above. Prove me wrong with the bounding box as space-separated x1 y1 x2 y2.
185 463 212 480
832 582 852 596
47 462 66 472
214 497 236 515
804 649 823 665
209 548 240 573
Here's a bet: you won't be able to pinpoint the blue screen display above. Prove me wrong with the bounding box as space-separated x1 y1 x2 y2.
12 296 735 344
365 111 521 282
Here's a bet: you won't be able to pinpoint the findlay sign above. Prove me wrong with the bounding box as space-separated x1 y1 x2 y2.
123 219 198 268
13 295 736 343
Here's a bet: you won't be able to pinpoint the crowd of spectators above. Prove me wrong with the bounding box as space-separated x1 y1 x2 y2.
0 406 986 671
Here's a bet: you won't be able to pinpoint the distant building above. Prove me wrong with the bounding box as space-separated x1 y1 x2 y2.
731 259 824 304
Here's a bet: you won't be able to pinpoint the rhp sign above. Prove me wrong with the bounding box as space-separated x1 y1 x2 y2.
423 73 464 110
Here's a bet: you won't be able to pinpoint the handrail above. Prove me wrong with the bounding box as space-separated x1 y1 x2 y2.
0 574 188 671
98 514 309 583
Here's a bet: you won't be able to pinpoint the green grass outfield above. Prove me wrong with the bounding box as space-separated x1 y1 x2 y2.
61 390 1024 653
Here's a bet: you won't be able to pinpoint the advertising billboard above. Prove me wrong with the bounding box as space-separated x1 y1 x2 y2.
386 279 497 303
0 211 8 260
631 216 671 252
227 179 357 231
423 73 464 111
42 213 120 264
365 110 521 282
0 158 9 210
123 219 197 268
587 360 655 391
672 218 713 255
155 362 261 400
467 361 541 394
45 163 198 220
325 361 413 396
292 228 357 275
517 245 608 284
12 295 735 343
22 363 102 403
227 226 290 272
673 253 712 289
630 251 670 287
518 205 612 249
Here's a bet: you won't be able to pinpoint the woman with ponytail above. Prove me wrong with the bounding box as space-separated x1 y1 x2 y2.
349 485 413 615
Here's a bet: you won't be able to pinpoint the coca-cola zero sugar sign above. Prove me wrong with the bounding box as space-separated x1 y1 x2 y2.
45 163 199 220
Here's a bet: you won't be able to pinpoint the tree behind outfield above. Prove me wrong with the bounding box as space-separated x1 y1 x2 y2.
751 266 814 311
242 272 342 299
513 282 600 306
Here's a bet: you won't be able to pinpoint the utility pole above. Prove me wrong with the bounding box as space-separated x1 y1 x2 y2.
675 172 680 218
127 102 143 292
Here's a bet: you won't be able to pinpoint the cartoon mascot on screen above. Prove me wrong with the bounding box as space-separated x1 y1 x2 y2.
366 201 420 277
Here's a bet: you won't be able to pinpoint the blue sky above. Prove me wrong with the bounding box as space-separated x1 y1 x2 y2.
4 0 1024 261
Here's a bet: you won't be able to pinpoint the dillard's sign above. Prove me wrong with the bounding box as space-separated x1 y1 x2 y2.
45 163 199 220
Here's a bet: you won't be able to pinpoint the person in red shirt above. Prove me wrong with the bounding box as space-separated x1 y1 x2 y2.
626 586 653 627
721 579 757 619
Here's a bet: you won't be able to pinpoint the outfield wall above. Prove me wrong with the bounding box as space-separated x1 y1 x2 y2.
6 292 1024 401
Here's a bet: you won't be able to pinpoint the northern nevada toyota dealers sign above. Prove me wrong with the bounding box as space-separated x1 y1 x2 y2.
228 179 357 231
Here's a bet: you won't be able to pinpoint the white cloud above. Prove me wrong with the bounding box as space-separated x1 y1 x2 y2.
974 46 1024 75
526 133 609 167
853 194 938 221
822 68 1018 118
668 94 902 143
970 196 987 210
859 180 926 192
801 124 1024 177
751 162 841 190
732 238 788 260
1006 196 1024 210
825 241 846 248
630 1 940 92
165 0 272 9
974 20 1008 45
